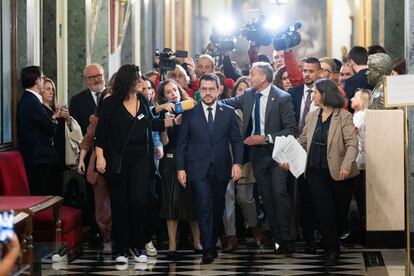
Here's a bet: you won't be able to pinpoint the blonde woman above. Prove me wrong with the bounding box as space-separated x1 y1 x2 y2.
350 88 370 233
41 78 71 195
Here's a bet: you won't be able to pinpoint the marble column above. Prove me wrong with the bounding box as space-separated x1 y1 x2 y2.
67 0 86 99
90 0 109 72
42 0 57 82
16 0 28 98
383 0 404 58
406 0 414 233
121 14 133 65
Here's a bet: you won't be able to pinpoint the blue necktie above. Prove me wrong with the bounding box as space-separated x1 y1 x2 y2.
207 107 214 129
254 93 262 135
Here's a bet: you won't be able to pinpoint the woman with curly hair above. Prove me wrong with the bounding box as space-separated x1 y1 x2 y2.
95 65 179 265
155 79 202 260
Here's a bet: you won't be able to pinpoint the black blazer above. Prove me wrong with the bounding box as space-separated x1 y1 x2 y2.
287 84 305 124
17 91 58 166
69 89 98 135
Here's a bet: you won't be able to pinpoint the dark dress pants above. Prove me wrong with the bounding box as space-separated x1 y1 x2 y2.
107 155 152 253
251 146 292 242
192 164 228 253
307 167 354 250
298 175 317 245
26 164 50 195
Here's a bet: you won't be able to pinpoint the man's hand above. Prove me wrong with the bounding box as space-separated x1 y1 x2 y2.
243 135 266 145
279 162 290 170
155 146 164 160
231 164 242 182
7 233 21 254
184 57 197 81
339 168 350 180
177 170 187 188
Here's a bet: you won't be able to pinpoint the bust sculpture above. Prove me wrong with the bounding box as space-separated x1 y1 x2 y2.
367 53 392 109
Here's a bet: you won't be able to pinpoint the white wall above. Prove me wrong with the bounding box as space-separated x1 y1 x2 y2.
332 0 353 60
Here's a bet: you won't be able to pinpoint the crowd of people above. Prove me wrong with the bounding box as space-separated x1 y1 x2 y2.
15 42 406 267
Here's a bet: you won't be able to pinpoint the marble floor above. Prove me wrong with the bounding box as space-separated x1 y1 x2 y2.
34 242 411 276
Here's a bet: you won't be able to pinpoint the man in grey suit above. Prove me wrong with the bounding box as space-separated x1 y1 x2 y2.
221 62 297 255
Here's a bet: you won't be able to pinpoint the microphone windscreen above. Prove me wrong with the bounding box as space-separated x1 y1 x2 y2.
175 99 195 113
224 78 236 89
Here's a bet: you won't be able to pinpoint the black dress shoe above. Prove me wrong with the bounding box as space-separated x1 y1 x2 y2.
304 242 317 254
166 251 181 261
194 248 203 254
323 250 338 266
202 249 216 264
274 242 294 257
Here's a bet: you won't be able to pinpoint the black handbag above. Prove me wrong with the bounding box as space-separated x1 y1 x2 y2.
111 155 122 174
110 100 139 174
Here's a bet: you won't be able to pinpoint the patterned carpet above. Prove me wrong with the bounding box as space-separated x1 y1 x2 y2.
36 242 376 275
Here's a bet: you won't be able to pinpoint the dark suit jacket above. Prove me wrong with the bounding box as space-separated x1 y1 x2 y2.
287 84 305 124
17 91 58 166
176 102 243 182
69 89 98 135
343 69 374 112
221 85 298 141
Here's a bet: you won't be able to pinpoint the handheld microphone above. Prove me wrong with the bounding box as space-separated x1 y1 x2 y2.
174 99 195 113
194 91 201 102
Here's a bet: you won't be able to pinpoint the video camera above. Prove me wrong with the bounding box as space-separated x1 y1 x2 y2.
155 48 188 72
208 27 237 56
240 15 273 47
240 15 302 51
273 22 302 51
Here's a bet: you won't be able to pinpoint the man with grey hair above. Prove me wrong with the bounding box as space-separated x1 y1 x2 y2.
221 62 297 256
367 53 392 109
69 63 106 249
70 63 106 135
195 54 215 79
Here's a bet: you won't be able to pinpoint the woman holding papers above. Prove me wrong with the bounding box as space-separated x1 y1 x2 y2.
284 79 359 266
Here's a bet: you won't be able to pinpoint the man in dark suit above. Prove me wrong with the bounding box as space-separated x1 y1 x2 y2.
221 62 297 256
344 46 374 112
17 66 58 195
69 63 106 245
287 57 321 254
69 63 106 135
176 73 243 264
288 57 321 134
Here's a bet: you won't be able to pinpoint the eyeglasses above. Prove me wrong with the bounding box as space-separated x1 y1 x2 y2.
87 74 103 81
320 68 332 73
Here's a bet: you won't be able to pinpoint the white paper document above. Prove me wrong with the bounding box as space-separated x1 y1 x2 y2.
272 135 307 178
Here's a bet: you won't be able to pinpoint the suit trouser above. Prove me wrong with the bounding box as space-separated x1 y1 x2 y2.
93 175 112 242
307 167 354 250
223 181 258 236
107 155 152 253
26 164 50 195
250 146 292 242
298 175 317 245
192 164 228 252
353 170 366 229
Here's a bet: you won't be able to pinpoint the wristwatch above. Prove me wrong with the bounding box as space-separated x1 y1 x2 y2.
265 135 270 144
